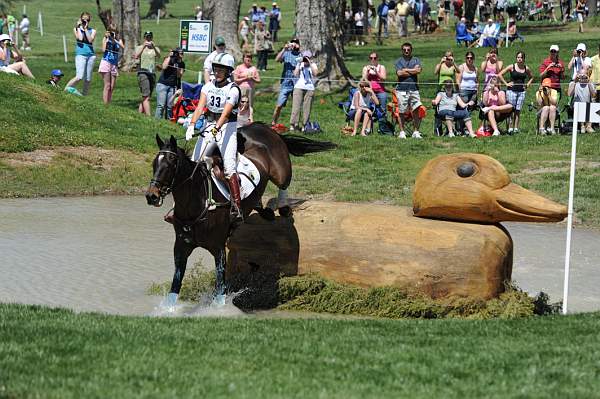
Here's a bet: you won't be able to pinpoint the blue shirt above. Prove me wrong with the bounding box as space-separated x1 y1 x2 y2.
280 50 300 86
75 28 95 57
395 56 421 91
102 38 120 65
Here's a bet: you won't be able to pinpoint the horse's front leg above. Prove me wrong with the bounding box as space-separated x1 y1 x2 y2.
212 247 227 306
164 237 194 309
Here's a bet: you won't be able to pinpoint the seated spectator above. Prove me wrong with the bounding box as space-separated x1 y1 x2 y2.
481 77 513 136
455 17 473 45
237 94 254 128
478 18 498 48
0 34 35 78
432 79 476 137
539 44 565 97
233 53 261 108
47 69 64 88
468 18 481 41
568 73 595 133
536 78 558 135
349 81 380 136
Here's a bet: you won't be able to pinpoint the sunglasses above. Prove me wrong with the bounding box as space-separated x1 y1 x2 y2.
240 100 249 103
466 56 474 59
550 50 558 53
369 56 377 59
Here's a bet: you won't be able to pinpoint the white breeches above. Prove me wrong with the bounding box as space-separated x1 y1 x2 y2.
192 121 238 177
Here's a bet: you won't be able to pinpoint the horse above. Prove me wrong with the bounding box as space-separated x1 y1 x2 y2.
145 122 336 308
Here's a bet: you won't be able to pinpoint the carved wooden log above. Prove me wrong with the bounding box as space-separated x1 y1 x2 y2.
227 201 513 300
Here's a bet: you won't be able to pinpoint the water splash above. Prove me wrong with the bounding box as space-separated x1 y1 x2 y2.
150 291 246 318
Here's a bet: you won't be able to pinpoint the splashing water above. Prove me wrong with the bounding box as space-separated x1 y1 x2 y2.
150 291 246 318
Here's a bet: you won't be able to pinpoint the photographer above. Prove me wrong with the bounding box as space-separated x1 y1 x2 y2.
271 38 301 127
568 73 595 133
65 12 96 96
539 44 565 97
0 34 34 78
135 31 160 115
536 78 558 135
155 47 185 120
362 52 387 112
568 43 591 82
290 51 318 131
98 24 124 105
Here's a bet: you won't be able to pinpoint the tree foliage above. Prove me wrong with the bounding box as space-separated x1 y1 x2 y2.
0 0 15 15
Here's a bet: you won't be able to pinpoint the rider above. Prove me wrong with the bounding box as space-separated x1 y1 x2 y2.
186 52 243 222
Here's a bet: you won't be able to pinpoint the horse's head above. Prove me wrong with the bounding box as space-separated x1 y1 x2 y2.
146 134 180 207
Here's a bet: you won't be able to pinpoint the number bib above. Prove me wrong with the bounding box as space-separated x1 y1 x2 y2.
202 81 239 115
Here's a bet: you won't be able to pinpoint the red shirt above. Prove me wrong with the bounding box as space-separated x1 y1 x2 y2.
539 57 565 90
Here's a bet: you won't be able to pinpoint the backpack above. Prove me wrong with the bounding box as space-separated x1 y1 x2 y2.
304 121 322 134
380 4 390 16
378 119 395 136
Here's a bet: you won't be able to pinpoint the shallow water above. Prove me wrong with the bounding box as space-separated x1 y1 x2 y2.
0 196 598 315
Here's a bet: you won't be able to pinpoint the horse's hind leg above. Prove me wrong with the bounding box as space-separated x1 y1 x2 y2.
276 189 293 217
212 247 227 305
165 238 194 309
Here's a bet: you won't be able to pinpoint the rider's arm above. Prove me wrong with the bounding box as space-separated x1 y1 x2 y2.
497 65 511 87
216 103 234 129
190 92 208 124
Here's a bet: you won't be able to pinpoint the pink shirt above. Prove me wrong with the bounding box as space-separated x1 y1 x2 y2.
234 64 260 90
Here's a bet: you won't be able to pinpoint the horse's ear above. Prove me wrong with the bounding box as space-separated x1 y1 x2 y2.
156 134 164 148
169 135 177 149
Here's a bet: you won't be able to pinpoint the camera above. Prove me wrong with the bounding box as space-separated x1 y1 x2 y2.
295 56 302 63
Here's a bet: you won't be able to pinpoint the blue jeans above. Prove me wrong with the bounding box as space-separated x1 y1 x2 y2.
375 91 387 114
155 83 176 120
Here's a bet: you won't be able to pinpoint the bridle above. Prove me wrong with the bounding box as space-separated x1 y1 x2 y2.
149 149 182 206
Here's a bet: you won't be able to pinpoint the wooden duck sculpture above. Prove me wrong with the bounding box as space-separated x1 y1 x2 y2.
226 153 567 299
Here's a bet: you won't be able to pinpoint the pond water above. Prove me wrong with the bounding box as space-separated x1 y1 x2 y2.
0 196 598 315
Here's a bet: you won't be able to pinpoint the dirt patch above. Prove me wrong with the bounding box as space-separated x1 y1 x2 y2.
518 161 600 176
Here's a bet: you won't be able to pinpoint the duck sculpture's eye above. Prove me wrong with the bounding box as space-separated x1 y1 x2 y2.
457 162 476 178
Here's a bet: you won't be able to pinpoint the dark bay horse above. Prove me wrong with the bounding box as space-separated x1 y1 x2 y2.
145 122 335 307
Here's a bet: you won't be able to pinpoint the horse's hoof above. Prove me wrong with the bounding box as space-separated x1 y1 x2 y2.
212 294 226 307
257 207 275 221
278 206 293 217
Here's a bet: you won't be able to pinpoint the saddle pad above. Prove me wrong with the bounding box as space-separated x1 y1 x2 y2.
211 154 261 201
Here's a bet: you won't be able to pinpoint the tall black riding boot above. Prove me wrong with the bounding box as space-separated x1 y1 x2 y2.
227 173 243 223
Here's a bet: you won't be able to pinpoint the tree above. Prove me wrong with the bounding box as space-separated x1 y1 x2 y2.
145 0 169 19
202 0 242 59
96 0 141 72
295 0 353 90
0 0 15 14
464 0 477 21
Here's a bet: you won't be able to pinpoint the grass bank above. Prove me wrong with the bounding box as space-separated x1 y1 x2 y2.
1 303 599 398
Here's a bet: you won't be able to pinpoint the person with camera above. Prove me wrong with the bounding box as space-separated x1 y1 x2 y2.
233 53 261 107
98 24 123 105
187 53 244 222
290 50 318 131
362 52 387 112
539 45 565 98
568 43 591 82
568 73 595 134
0 34 34 78
155 48 185 120
435 50 458 92
135 31 160 115
271 38 301 127
481 76 513 136
536 78 559 135
65 12 96 96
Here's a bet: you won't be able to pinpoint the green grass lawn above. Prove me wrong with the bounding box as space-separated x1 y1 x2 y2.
1 304 600 398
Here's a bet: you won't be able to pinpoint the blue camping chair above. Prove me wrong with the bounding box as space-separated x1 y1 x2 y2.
455 22 473 47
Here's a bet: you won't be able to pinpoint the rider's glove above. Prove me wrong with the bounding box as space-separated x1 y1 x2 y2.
210 126 219 137
185 124 195 141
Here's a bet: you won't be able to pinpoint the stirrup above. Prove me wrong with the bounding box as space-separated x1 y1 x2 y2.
206 198 217 211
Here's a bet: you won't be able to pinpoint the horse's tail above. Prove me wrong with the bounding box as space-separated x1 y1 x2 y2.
279 134 337 157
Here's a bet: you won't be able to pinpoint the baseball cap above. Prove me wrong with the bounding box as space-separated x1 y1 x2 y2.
174 47 183 53
272 2 278 5
215 36 226 46
576 43 586 51
0 34 10 42
143 31 153 37
243 16 249 20
550 44 559 52
290 38 300 44
51 69 64 77
542 78 553 88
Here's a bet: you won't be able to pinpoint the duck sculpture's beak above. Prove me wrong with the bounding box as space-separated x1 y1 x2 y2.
413 153 567 223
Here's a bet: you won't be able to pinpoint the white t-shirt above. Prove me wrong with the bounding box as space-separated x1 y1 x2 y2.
354 12 364 26
571 56 592 80
294 63 316 90
201 80 240 115
19 18 29 33
202 49 225 81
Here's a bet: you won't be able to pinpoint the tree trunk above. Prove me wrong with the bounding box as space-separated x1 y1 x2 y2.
96 0 112 30
113 0 141 72
588 0 597 17
464 0 477 21
295 0 354 90
145 0 168 19
203 0 242 60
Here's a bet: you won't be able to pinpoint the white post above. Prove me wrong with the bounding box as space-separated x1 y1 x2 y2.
157 11 160 24
563 102 580 315
38 12 44 37
23 4 26 15
505 6 509 48
15 27 19 48
63 35 68 63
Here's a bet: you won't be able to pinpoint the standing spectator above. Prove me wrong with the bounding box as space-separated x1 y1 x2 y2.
254 21 271 71
575 0 585 33
396 0 410 37
18 14 30 51
453 0 464 18
394 42 423 139
47 69 64 88
195 6 203 20
568 73 595 133
443 0 451 25
250 4 261 28
237 94 254 128
480 48 503 91
561 0 572 23
0 14 5 35
418 0 431 34
239 17 251 51
388 0 398 31
290 51 317 131
65 12 96 96
536 78 559 135
349 81 380 136
6 14 15 41
412 0 421 32
98 24 123 105
589 43 600 101
135 31 160 116
155 48 185 120
362 52 387 112
498 51 533 134
258 6 268 25
0 34 35 78
269 2 281 42
344 8 354 44
568 43 591 81
457 51 479 104
203 36 226 83
482 77 513 136
233 53 261 107
539 45 565 97
377 0 390 39
271 38 301 126
435 50 458 91
354 8 365 46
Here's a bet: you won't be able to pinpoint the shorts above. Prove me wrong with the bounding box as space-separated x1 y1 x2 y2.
98 59 118 76
355 25 364 36
137 71 155 97
577 12 584 22
395 90 422 113
459 89 478 104
444 0 451 11
75 54 96 81
0 65 19 75
276 83 295 107
506 90 526 111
